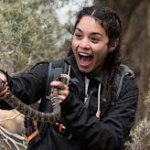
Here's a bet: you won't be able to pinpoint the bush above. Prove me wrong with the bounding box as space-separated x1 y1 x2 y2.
0 0 64 73
125 79 150 150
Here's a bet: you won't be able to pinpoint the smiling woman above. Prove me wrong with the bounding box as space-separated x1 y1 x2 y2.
0 5 138 150
72 16 109 73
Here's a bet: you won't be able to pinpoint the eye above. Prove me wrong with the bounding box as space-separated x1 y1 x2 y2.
74 33 83 40
90 36 100 43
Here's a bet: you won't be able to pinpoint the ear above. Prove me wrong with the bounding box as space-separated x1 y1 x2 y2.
108 38 119 53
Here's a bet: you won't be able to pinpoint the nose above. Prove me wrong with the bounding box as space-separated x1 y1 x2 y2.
79 38 90 49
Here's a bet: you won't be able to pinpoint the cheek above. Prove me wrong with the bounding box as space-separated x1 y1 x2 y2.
71 40 80 56
71 40 77 51
94 45 108 63
94 44 108 56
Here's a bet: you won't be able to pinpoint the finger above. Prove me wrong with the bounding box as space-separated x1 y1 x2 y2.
0 73 7 82
50 81 62 86
0 81 7 85
0 91 9 100
57 95 67 103
0 87 9 97
50 81 66 90
0 82 8 91
58 86 69 96
3 82 8 88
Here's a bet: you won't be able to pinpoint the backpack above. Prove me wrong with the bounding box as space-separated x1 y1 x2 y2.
25 60 70 145
25 60 134 147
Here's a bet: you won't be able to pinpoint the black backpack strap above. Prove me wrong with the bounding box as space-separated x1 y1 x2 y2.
46 61 69 95
116 64 135 100
40 60 69 118
25 60 69 144
37 60 69 138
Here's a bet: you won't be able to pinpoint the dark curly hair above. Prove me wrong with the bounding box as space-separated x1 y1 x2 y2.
69 6 122 116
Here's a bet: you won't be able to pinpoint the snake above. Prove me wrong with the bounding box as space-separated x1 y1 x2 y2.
4 91 61 123
2 74 70 123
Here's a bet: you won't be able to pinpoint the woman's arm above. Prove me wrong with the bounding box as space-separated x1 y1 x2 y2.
0 62 48 109
61 76 138 150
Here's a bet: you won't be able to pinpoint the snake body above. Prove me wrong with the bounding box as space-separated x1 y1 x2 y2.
5 91 61 123
2 73 70 123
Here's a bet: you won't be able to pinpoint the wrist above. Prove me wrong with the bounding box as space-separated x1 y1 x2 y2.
0 69 8 82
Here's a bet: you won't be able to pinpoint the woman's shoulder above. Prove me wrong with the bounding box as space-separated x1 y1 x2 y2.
30 61 49 70
117 64 135 79
115 64 137 99
30 59 66 71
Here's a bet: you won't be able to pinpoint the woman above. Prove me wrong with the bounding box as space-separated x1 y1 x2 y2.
0 6 138 150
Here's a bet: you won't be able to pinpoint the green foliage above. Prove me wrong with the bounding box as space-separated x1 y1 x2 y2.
0 0 64 73
125 78 150 150
125 118 150 150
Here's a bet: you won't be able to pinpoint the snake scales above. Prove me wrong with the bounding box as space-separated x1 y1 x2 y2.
5 91 61 123
2 74 70 123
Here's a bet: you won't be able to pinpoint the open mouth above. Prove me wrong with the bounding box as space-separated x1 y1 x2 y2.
78 52 93 67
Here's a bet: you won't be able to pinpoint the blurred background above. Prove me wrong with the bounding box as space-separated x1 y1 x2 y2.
0 0 149 149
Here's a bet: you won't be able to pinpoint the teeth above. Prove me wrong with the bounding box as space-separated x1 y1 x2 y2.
79 52 90 56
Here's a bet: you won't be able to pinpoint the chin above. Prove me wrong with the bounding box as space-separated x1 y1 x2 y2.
78 67 92 74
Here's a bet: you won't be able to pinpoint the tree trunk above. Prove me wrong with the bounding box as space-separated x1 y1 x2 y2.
94 0 150 121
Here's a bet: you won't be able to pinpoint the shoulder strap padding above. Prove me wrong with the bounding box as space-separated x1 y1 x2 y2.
46 60 68 95
116 64 135 100
37 60 68 135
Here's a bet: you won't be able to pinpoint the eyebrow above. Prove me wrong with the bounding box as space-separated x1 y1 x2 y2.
75 28 103 36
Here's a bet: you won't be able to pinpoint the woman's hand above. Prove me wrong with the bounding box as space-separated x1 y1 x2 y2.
0 72 9 100
50 81 69 103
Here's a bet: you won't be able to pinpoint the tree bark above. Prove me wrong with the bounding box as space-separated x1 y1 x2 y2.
94 0 150 121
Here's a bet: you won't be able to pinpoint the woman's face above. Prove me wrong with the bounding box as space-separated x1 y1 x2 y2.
72 16 111 74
